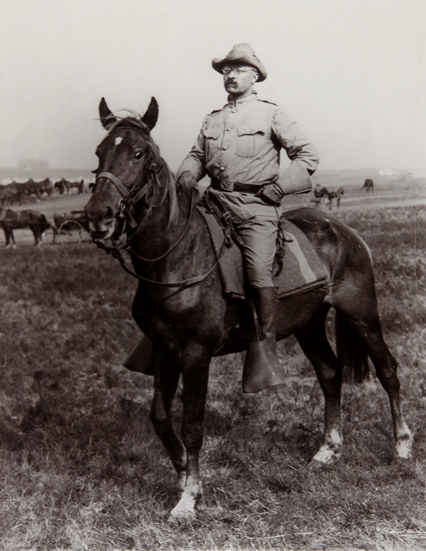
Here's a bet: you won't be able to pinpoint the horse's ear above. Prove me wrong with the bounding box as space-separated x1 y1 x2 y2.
99 97 117 130
141 97 159 131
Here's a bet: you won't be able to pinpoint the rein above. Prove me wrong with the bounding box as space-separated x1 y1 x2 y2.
94 165 226 288
99 235 226 288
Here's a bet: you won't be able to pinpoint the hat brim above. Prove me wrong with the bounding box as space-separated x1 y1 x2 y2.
212 57 267 82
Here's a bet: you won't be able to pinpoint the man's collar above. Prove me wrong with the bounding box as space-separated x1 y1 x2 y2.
227 92 258 107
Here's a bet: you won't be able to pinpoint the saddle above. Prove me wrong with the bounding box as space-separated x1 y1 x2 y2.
197 191 327 300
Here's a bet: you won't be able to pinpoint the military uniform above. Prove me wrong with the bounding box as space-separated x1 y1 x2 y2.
176 93 319 287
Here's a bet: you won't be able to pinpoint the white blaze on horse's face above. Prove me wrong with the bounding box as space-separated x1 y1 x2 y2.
115 137 123 146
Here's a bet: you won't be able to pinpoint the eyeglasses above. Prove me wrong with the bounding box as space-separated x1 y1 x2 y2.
221 66 255 76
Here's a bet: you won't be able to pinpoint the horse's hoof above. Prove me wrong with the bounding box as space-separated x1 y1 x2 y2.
396 435 413 460
312 444 342 464
168 509 196 524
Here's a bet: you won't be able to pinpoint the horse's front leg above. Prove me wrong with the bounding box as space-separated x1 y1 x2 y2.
5 229 15 248
150 351 187 490
169 343 210 521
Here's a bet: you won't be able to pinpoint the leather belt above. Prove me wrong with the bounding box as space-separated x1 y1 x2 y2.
210 178 265 194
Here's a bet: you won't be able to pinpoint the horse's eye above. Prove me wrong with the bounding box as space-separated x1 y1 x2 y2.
134 151 144 160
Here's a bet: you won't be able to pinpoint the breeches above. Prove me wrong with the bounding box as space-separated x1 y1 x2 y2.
210 189 281 288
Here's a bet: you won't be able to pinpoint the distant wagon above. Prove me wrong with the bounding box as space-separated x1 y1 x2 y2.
53 210 90 243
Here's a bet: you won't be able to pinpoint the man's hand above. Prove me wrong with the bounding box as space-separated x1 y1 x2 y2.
256 183 284 205
177 171 197 190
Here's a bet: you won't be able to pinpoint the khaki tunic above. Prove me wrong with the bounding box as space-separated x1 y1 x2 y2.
177 94 319 287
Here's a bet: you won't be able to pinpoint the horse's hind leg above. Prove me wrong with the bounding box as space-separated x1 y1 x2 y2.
333 260 413 458
336 308 412 459
295 306 343 463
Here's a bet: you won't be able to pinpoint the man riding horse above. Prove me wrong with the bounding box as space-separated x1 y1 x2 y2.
176 43 319 381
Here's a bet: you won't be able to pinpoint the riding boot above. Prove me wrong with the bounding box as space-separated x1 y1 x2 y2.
242 287 287 393
123 335 155 375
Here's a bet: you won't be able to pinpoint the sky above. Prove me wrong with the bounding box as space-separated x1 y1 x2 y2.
0 0 425 173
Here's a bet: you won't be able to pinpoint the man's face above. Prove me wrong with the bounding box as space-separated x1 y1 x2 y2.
222 64 258 97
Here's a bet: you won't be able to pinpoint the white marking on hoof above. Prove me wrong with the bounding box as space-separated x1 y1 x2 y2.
312 444 341 464
396 434 413 459
312 430 342 463
168 483 201 522
168 500 197 523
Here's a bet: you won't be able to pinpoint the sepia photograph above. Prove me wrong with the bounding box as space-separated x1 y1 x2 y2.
0 0 425 549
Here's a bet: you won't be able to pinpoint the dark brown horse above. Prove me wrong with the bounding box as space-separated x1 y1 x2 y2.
58 178 85 194
0 181 29 206
0 208 54 247
28 178 53 199
54 180 67 195
84 97 412 521
325 186 344 210
308 184 329 208
362 178 374 192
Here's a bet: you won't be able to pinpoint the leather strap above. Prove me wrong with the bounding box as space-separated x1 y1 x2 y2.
97 171 129 197
211 178 265 194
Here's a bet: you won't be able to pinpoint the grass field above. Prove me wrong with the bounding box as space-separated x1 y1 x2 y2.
0 178 425 550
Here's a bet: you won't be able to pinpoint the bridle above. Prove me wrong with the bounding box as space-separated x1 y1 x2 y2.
92 156 226 288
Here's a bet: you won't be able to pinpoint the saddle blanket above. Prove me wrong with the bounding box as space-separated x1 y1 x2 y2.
198 207 327 300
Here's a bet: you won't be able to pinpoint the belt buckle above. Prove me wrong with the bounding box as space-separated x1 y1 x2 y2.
219 180 234 192
223 211 232 226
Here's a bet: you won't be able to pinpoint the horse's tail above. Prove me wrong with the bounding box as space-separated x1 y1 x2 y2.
335 311 370 384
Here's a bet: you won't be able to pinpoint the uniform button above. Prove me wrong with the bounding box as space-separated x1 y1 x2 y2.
222 145 228 150
220 166 225 171
226 127 231 131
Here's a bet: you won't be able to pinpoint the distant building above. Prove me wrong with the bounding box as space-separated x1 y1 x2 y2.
17 158 50 172
407 170 426 180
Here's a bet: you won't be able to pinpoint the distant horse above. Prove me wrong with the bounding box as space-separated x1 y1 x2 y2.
362 179 374 192
28 178 53 199
326 186 344 210
0 208 54 247
309 184 330 209
58 178 85 194
84 96 412 520
54 180 67 194
0 181 29 206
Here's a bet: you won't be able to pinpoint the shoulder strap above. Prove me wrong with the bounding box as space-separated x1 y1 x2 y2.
200 189 244 249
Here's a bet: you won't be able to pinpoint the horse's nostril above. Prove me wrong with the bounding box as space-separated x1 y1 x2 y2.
103 206 114 219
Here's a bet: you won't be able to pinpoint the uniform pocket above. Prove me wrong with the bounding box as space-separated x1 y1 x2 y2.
203 126 221 140
202 125 221 158
235 126 265 157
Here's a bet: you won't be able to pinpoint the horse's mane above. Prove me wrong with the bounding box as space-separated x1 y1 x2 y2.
111 115 179 230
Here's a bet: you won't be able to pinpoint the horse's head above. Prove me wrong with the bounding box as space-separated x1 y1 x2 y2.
84 96 160 242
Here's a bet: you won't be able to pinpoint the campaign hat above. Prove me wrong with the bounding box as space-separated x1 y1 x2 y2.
212 43 267 81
